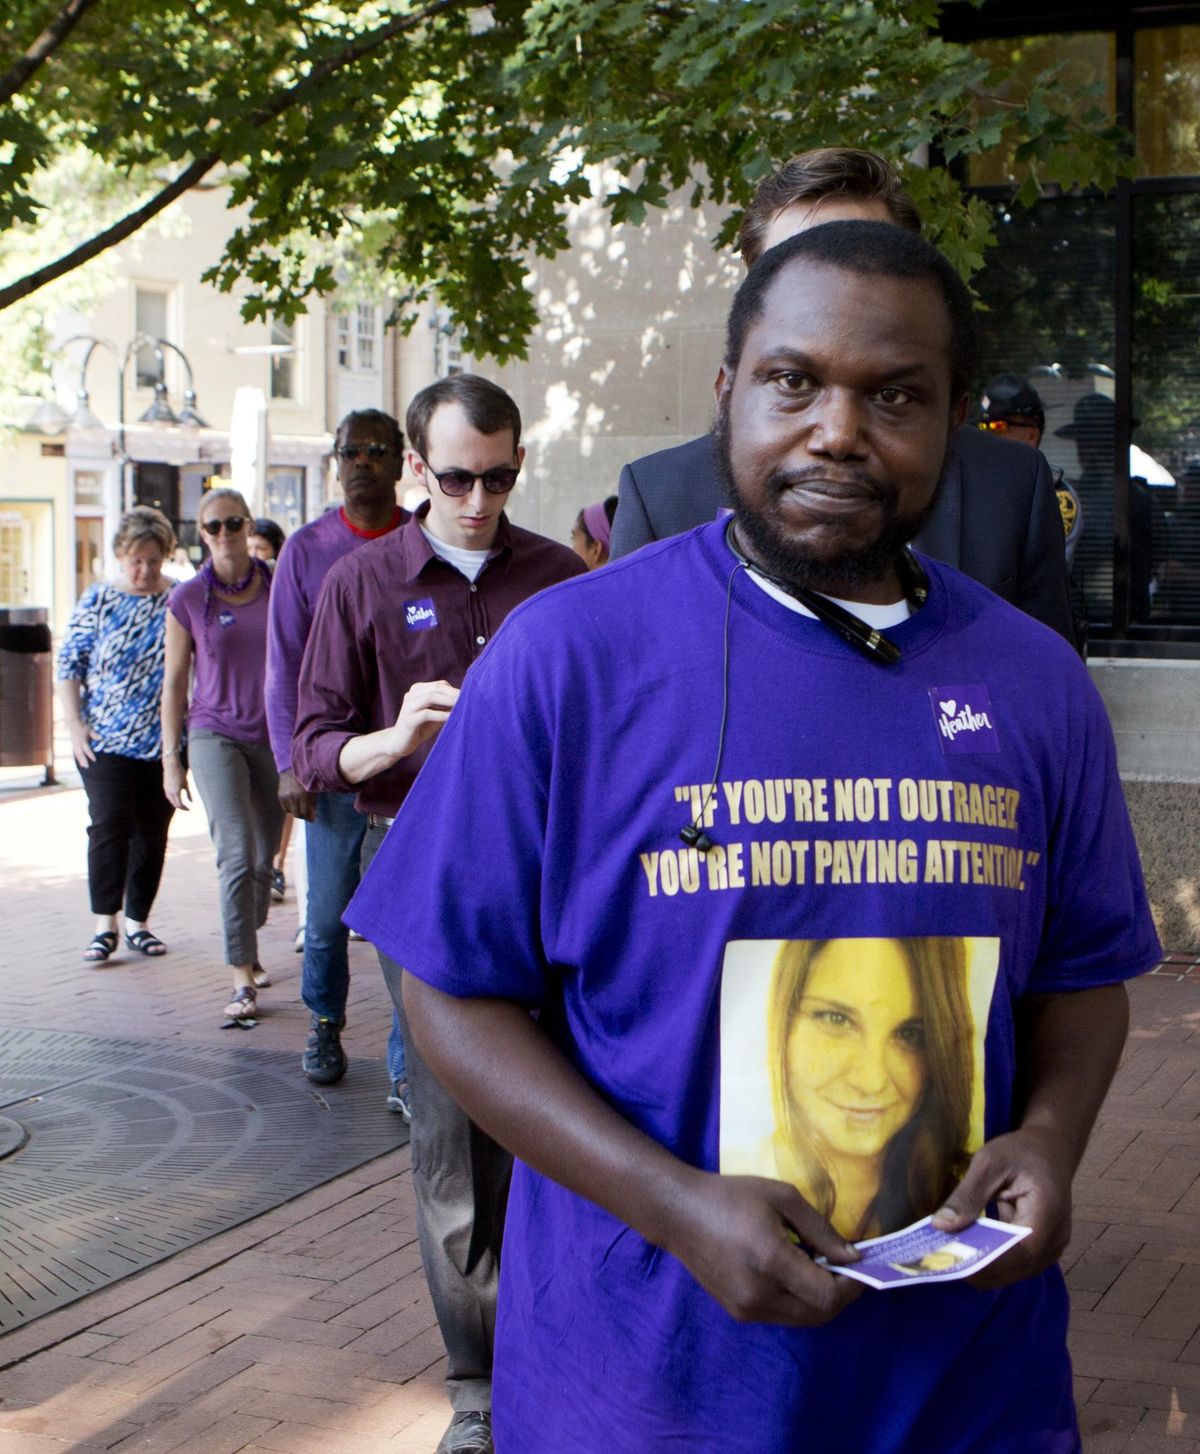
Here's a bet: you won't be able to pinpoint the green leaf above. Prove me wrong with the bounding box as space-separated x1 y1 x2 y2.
0 0 1131 361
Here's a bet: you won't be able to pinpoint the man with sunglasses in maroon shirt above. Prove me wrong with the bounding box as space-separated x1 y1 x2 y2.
291 373 585 1454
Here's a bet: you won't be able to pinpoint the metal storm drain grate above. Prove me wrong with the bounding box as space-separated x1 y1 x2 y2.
0 1026 407 1331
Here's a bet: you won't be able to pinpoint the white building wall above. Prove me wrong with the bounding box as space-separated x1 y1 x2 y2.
488 168 740 543
50 185 328 445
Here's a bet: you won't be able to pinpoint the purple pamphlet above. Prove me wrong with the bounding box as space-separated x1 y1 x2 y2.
817 1215 1032 1290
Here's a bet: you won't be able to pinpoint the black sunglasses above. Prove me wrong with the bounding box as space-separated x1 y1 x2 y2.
336 443 395 461
201 515 248 537
419 455 520 497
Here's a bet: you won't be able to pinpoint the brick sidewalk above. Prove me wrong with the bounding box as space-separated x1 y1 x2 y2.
0 771 398 1055
1 780 1198 1451
0 1154 448 1454
0 779 449 1450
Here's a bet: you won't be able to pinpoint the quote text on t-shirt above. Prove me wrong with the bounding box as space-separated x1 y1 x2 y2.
639 776 1041 897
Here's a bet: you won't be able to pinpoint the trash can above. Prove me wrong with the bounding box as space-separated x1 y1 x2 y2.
0 606 55 784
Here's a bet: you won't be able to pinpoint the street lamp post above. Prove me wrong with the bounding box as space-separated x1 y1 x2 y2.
65 333 208 511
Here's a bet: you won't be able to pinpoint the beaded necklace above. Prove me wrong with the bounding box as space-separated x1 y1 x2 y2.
199 555 270 630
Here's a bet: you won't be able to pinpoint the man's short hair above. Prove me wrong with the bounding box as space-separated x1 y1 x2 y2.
406 374 522 460
738 148 922 267
725 221 977 404
335 408 404 454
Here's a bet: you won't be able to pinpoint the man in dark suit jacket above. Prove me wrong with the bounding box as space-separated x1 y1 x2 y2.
611 148 1074 644
612 425 1073 642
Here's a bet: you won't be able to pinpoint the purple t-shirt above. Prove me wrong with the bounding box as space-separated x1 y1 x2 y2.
347 521 1160 1454
266 505 408 772
168 572 271 745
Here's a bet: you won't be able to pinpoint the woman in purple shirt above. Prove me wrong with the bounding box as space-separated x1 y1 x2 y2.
162 487 282 1021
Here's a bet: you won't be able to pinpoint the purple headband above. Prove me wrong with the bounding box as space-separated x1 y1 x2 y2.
581 502 612 551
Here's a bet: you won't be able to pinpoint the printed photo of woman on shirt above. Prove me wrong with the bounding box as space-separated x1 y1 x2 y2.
720 936 998 1241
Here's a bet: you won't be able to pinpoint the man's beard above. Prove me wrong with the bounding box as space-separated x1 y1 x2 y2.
713 400 945 598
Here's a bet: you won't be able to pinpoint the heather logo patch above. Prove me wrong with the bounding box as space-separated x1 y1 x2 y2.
405 599 438 631
217 611 235 628
929 686 1000 754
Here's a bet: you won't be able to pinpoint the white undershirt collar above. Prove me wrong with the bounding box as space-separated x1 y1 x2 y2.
420 524 492 583
746 569 912 629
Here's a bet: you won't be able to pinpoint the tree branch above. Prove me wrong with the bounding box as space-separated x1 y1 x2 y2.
0 0 103 108
0 155 219 312
0 0 474 312
263 0 469 112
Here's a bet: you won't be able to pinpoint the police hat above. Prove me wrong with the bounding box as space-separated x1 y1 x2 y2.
1055 392 1118 440
980 373 1045 429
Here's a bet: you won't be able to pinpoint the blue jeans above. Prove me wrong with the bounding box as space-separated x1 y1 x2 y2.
386 1012 406 1087
301 792 407 1083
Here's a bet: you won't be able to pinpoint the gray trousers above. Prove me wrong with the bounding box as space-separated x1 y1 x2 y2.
189 729 283 966
362 823 511 1413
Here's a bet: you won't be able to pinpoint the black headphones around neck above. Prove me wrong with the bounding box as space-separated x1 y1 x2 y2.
723 518 928 667
679 522 928 854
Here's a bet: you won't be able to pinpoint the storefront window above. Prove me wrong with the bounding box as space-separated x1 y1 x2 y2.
967 33 1115 188
957 8 1200 651
74 516 105 599
970 195 1118 624
72 469 104 506
1135 26 1200 178
1132 192 1200 625
270 317 297 400
265 466 305 537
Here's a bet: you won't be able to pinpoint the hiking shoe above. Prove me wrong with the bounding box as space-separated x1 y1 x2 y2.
386 1079 412 1122
270 868 285 902
436 1411 492 1454
302 1015 346 1084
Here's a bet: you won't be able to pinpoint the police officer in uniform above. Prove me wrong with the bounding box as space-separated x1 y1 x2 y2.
979 373 1083 568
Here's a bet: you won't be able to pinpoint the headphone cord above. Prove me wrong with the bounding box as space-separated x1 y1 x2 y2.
679 524 926 852
680 556 745 853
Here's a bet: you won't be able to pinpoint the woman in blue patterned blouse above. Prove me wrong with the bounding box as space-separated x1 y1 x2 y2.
57 506 178 962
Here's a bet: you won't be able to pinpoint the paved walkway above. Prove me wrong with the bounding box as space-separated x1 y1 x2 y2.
0 764 1198 1451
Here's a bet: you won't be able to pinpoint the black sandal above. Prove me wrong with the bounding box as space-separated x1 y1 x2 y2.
125 929 168 957
83 931 119 963
223 986 258 1021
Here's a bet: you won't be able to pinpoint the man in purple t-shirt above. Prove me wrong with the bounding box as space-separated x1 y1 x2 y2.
265 409 409 1094
292 374 585 1454
344 227 1158 1451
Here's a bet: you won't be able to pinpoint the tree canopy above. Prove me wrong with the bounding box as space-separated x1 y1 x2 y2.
1 0 1129 364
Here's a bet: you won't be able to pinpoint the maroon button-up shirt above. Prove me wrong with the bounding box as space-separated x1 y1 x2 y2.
291 506 587 816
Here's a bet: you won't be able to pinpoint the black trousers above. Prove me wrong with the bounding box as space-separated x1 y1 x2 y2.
80 752 176 921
